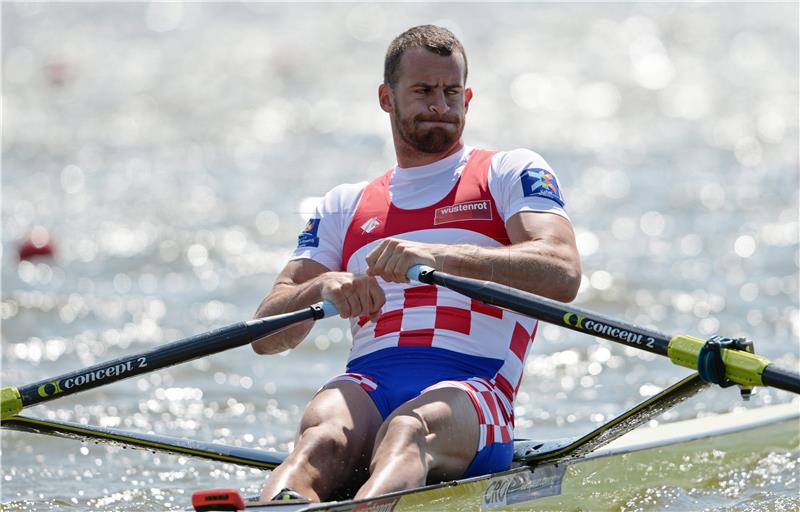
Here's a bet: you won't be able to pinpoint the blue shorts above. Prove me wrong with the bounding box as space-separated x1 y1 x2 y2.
323 347 515 476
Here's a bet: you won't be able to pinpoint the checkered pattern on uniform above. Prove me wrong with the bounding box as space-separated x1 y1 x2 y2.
429 377 515 450
352 283 537 393
367 284 507 346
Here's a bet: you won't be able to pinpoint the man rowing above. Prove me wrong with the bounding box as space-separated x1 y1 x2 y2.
251 25 581 502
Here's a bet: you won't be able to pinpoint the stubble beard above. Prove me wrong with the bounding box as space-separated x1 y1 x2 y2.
394 104 464 155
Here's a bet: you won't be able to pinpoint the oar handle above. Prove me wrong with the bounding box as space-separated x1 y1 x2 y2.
407 264 434 283
2 301 338 419
319 300 338 318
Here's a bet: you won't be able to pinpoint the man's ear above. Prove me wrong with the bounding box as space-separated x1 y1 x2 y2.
464 87 473 111
378 83 394 113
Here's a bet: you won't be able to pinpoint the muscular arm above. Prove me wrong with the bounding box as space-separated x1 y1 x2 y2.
435 211 580 302
252 259 385 355
251 259 330 355
366 211 581 303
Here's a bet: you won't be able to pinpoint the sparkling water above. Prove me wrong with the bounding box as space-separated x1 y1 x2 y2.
2 3 798 510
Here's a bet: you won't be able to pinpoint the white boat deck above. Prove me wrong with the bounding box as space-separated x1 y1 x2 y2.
594 400 800 458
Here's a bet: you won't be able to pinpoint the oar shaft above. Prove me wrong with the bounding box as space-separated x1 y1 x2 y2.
418 267 672 356
409 265 800 396
2 414 287 469
4 302 334 417
762 365 800 394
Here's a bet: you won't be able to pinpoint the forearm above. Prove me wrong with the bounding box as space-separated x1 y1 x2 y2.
432 240 581 302
251 278 325 355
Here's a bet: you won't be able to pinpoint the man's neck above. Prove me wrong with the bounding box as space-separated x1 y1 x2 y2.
394 140 465 169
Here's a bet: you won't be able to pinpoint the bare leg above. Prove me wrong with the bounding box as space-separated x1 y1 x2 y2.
260 380 382 502
354 386 479 499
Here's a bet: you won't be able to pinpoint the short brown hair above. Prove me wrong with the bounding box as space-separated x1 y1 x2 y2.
384 25 468 89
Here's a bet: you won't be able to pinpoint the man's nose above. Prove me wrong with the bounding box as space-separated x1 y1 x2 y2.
429 91 450 115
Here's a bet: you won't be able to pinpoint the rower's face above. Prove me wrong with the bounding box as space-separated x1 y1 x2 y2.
383 48 472 154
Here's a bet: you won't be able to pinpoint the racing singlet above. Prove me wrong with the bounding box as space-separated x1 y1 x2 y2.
290 146 569 474
338 149 538 418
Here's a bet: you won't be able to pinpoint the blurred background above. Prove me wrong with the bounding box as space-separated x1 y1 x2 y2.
1 2 798 510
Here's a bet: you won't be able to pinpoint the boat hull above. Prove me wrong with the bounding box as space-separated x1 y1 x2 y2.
237 402 799 511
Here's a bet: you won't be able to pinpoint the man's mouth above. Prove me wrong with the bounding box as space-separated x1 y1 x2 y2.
417 119 455 126
417 114 458 123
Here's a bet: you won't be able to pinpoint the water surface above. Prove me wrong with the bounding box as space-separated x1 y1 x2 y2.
2 3 798 510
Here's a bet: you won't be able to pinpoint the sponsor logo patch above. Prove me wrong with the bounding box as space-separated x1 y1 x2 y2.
361 217 381 234
434 200 493 225
520 168 564 206
297 218 321 248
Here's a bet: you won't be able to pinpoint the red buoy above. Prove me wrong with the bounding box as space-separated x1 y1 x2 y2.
18 227 55 261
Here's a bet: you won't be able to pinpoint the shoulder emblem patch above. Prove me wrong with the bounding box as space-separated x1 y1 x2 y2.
297 218 321 248
520 168 564 206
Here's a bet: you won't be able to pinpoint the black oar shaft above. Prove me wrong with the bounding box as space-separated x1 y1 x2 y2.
424 270 672 356
411 266 800 396
762 366 800 394
14 304 326 411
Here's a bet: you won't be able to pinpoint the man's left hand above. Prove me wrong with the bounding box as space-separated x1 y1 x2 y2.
365 238 441 283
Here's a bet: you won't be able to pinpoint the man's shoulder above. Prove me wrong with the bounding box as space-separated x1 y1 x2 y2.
483 148 555 180
489 148 550 169
325 181 369 197
322 181 370 207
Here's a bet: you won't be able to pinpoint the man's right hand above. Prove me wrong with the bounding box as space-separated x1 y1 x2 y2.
320 272 385 320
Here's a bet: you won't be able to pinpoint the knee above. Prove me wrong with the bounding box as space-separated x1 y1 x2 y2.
296 425 349 462
379 414 428 450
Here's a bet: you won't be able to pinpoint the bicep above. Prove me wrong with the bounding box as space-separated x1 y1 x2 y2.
506 211 581 301
506 211 577 248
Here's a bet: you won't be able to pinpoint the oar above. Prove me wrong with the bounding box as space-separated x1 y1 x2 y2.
2 414 288 469
407 265 800 395
1 301 338 419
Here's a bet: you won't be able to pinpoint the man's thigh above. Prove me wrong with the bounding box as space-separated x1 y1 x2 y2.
379 385 480 481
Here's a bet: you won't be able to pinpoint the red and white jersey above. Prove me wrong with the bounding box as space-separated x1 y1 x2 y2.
291 146 570 407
